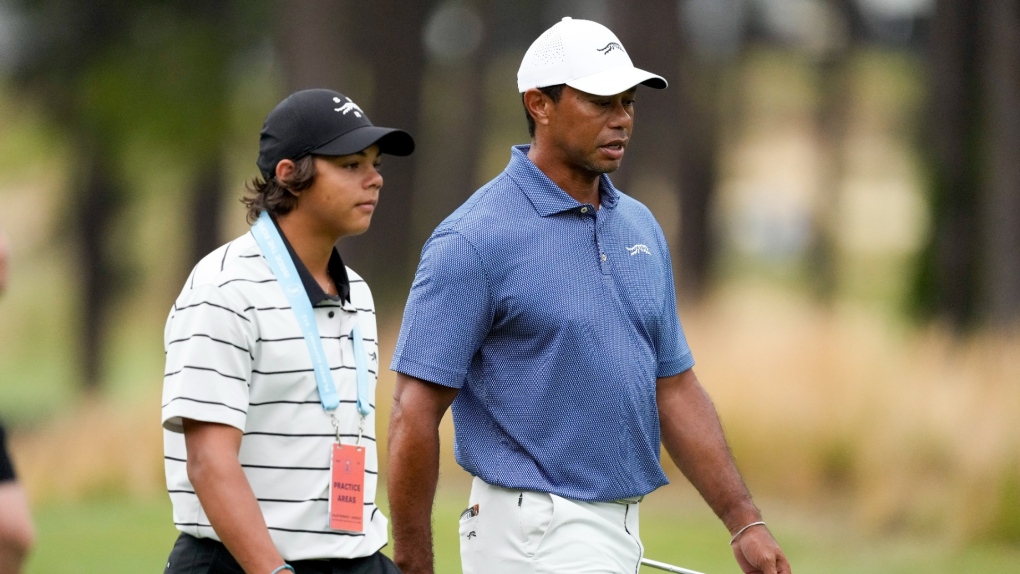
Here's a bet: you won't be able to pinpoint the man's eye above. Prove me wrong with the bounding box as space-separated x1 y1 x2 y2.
343 162 359 170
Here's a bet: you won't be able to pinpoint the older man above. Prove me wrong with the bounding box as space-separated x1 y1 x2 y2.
388 17 790 574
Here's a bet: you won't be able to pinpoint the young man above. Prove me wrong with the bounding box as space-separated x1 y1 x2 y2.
388 18 790 574
0 232 36 574
162 89 413 574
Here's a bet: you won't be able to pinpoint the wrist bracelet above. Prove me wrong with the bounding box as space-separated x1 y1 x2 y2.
729 520 766 545
269 565 295 574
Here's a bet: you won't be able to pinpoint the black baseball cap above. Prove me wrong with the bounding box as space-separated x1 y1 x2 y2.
256 89 415 179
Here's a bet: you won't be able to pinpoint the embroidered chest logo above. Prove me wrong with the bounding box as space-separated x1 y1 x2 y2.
597 42 624 55
626 244 652 256
333 96 363 117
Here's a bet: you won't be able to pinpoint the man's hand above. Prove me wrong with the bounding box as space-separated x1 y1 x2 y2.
731 524 791 574
657 369 791 573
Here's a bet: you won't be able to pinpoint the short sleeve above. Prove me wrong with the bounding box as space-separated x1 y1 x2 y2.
652 231 695 378
162 283 256 433
391 231 493 388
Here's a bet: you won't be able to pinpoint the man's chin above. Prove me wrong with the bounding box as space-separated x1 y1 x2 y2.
585 159 623 175
339 218 373 238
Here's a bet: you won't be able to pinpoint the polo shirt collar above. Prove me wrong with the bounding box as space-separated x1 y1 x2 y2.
269 215 351 304
507 144 621 216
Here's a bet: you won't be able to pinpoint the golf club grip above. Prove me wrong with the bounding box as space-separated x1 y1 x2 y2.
640 557 707 574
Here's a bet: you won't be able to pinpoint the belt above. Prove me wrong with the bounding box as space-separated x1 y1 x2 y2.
610 495 644 505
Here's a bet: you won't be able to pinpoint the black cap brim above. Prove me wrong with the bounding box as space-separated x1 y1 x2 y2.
311 125 415 158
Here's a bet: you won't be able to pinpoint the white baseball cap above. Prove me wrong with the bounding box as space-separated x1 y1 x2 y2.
517 17 668 96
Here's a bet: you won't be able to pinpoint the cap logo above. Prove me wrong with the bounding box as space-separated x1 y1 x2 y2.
597 42 624 55
333 96 363 118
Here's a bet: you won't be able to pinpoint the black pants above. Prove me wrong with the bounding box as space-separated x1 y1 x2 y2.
164 533 401 574
0 422 17 483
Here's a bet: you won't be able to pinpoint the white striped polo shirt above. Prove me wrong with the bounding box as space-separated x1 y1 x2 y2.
161 229 386 561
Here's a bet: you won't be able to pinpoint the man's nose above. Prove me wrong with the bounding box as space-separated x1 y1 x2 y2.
367 166 383 189
608 101 633 129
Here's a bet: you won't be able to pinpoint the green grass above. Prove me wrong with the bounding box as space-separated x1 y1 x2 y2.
26 496 179 574
25 489 1020 574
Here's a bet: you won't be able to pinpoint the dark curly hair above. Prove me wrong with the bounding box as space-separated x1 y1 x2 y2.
241 155 318 224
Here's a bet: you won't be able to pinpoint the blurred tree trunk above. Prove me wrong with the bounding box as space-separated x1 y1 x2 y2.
412 0 496 251
339 0 428 299
189 156 225 265
611 0 717 303
913 0 982 329
979 0 1020 327
187 1 231 266
76 139 124 392
272 0 429 298
808 0 863 304
437 0 494 223
273 0 360 91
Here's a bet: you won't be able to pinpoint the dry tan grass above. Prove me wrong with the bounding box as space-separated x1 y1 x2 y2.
684 285 1020 542
9 285 1019 543
10 395 166 502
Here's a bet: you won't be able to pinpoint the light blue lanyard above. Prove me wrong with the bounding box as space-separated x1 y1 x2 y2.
251 211 371 418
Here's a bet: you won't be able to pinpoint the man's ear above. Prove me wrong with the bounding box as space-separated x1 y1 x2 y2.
274 159 300 197
523 88 554 130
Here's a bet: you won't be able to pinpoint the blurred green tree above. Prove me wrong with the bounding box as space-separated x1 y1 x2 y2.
11 0 266 389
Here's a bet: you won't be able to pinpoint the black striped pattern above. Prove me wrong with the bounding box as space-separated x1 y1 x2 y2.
162 232 387 560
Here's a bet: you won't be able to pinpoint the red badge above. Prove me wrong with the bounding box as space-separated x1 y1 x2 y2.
329 443 365 532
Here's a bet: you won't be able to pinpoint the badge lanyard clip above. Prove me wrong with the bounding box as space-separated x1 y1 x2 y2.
331 413 367 446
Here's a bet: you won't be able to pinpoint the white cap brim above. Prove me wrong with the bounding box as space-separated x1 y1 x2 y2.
565 65 667 96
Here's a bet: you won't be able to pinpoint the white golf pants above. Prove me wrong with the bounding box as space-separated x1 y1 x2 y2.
459 476 644 574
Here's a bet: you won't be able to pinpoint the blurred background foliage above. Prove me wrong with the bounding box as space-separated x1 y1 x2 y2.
0 0 1018 572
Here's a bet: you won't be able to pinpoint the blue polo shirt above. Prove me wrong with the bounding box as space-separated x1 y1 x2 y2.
392 145 695 501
